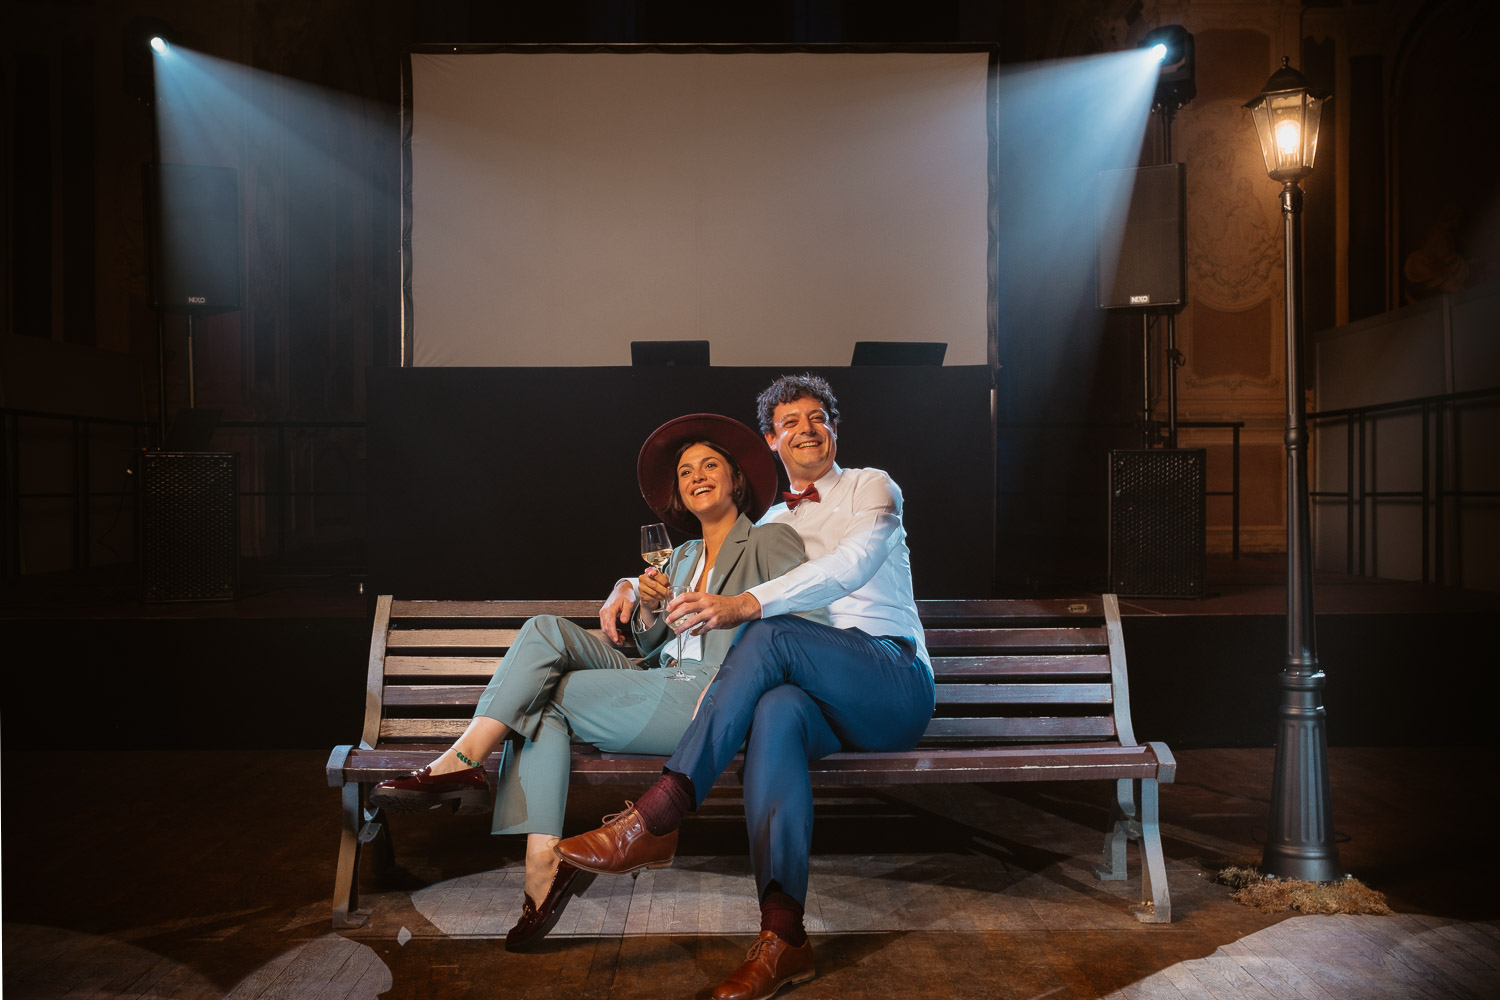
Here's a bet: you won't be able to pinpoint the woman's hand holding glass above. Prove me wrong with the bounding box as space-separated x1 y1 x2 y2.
636 567 673 628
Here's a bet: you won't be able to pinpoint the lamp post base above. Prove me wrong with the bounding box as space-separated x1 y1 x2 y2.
1261 668 1341 882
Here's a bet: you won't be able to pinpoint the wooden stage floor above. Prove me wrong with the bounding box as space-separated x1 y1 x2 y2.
3 746 1497 999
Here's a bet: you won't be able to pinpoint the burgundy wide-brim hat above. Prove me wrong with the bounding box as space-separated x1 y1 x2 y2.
638 413 779 535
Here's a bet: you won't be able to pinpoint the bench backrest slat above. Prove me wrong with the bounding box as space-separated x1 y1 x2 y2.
935 683 1113 706
383 681 1116 710
385 655 501 678
930 654 1110 678
392 599 603 617
925 627 1107 650
382 718 470 741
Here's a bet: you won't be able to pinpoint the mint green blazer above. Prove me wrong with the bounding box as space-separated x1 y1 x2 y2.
631 513 829 668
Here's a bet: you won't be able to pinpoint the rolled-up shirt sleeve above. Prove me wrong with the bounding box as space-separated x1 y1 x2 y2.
748 473 902 618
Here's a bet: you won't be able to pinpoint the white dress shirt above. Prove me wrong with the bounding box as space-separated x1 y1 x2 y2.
747 465 930 671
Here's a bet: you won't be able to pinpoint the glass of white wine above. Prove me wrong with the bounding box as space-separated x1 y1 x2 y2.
640 522 672 574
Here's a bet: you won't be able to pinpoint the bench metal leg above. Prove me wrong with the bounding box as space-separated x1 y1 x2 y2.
1134 777 1171 923
1095 778 1137 882
332 782 370 928
332 782 397 929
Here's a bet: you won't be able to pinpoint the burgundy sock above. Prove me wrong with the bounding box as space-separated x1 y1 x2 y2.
760 889 807 947
635 769 694 836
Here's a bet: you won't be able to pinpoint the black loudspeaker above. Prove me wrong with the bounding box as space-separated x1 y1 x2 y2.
148 163 241 312
1108 448 1205 597
139 452 239 602
1097 163 1186 311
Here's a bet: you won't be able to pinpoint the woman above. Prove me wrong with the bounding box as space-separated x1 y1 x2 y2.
370 413 825 950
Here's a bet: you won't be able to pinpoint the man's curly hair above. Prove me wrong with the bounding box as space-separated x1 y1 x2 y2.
754 374 841 435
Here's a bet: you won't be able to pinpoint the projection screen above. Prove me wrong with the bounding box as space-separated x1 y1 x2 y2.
404 47 995 367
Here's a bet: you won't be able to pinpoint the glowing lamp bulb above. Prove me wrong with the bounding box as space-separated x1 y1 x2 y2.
150 35 169 54
1274 119 1301 158
1151 43 1168 62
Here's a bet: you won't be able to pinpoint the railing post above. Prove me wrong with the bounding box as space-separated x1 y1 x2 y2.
1231 424 1241 560
1435 401 1445 585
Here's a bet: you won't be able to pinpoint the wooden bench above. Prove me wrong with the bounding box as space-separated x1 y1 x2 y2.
327 594 1175 928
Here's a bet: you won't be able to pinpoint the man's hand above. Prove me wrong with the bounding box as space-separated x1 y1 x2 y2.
599 579 637 647
664 591 762 636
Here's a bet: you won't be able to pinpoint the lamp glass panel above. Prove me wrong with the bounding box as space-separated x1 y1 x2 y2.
1269 91 1307 173
1247 99 1278 175
1303 96 1325 171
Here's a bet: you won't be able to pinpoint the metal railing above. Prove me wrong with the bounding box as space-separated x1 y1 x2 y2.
1309 386 1499 584
1 408 367 576
994 419 1243 557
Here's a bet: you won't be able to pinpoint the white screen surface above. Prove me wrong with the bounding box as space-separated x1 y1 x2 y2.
407 50 992 367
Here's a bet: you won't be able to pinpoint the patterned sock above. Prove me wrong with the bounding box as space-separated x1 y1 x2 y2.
760 888 807 947
635 769 695 836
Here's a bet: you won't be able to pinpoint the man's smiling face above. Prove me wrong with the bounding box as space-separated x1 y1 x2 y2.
765 396 837 488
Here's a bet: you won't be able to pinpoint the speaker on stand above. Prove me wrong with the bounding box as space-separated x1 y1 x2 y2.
1095 39 1205 597
139 163 243 601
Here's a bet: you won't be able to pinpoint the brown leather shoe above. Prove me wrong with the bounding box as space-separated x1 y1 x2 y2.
712 931 815 1000
368 764 489 815
552 802 678 875
504 860 595 952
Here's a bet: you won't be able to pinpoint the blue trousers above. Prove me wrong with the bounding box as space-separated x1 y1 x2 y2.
665 615 935 904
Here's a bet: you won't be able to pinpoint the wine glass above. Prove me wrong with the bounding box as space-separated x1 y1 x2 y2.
640 523 672 574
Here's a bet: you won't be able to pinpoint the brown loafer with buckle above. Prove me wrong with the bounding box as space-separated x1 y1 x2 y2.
712 930 815 1000
368 764 489 814
504 859 595 952
552 802 678 875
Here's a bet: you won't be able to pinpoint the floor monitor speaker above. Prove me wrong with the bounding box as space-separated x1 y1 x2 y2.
139 451 239 602
1108 448 1204 597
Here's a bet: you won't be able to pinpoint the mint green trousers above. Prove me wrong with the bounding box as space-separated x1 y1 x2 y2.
474 613 715 836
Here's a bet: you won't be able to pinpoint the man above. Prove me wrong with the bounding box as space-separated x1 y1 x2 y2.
571 373 936 1000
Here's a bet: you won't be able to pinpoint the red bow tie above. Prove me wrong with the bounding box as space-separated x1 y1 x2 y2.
783 485 820 510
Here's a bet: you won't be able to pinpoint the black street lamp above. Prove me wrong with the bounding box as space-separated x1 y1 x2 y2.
1244 58 1342 882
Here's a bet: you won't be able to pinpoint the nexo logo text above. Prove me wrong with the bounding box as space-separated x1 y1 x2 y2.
1130 294 1150 305
188 296 207 304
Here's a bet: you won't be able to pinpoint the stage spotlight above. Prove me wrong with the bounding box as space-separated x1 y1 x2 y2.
122 16 176 101
1141 25 1195 111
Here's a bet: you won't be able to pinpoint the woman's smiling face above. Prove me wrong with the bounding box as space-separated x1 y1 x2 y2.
677 443 738 522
